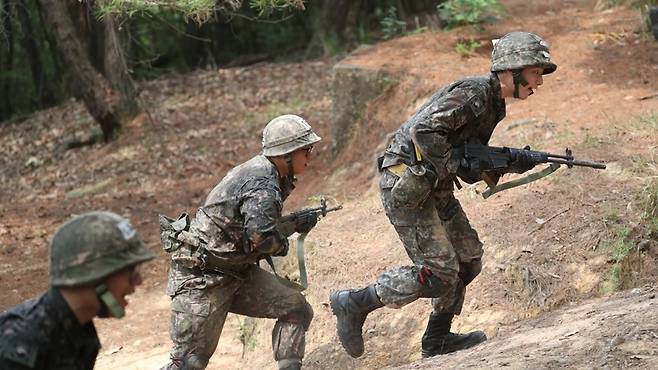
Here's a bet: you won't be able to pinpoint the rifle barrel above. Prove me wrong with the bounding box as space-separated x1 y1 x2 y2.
548 158 606 169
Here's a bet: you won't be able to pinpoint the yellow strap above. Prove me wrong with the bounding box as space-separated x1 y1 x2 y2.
387 163 408 177
414 143 422 162
386 144 422 177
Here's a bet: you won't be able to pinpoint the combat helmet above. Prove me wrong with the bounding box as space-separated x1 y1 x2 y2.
491 32 557 75
49 211 154 317
262 114 321 157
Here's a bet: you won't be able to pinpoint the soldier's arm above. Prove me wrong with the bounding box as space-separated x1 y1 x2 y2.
410 83 486 180
240 184 288 255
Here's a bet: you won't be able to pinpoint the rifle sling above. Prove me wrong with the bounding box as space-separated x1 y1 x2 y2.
296 232 308 290
482 163 561 199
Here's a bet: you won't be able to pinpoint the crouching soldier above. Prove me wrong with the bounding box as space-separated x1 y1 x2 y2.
0 211 154 369
161 114 321 370
330 32 557 359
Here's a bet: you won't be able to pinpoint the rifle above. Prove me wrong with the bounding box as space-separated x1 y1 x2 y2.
454 139 606 199
279 197 343 228
279 197 342 289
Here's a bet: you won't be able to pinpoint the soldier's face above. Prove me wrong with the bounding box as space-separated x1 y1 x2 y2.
518 67 545 99
104 265 143 311
291 146 313 175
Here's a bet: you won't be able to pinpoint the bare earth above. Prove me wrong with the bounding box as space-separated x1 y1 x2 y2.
1 0 657 369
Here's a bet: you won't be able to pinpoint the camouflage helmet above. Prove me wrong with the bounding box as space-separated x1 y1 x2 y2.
491 32 557 75
49 211 154 288
262 114 321 157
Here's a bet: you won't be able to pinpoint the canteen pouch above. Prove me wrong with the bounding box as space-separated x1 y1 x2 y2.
390 164 434 209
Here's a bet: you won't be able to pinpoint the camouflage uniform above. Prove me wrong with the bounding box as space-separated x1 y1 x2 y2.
0 211 153 369
0 289 100 370
330 31 557 359
163 155 313 370
376 73 506 313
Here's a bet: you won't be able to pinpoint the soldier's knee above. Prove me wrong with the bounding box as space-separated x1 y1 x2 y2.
280 301 313 331
417 266 461 298
459 259 482 286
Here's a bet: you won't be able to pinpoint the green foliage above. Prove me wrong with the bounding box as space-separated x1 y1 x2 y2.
602 227 633 292
237 317 258 353
639 1 658 34
629 110 658 131
98 0 305 22
437 0 504 29
250 0 305 17
98 0 218 22
380 6 407 40
454 39 481 57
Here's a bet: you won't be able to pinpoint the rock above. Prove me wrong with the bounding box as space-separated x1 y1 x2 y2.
331 62 395 157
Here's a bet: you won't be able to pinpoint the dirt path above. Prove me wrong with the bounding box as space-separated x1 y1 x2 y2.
1 0 657 369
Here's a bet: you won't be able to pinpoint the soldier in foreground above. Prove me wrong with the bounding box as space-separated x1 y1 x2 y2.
0 211 154 369
330 32 557 358
161 114 321 370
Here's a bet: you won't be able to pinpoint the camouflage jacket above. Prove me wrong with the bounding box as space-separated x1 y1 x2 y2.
0 288 100 370
382 73 506 189
167 155 293 294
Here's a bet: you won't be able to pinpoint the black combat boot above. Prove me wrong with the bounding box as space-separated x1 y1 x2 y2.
329 284 383 358
421 313 487 358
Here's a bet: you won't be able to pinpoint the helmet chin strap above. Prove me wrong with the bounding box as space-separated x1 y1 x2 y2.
512 69 531 98
96 284 125 319
285 153 296 182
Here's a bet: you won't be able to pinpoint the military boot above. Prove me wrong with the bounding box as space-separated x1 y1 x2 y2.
421 313 487 358
329 284 383 358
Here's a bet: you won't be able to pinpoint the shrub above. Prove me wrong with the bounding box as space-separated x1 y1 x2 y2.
437 0 504 29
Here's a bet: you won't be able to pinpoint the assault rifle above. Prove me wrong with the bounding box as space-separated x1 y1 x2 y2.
278 197 342 289
454 139 606 199
279 197 343 228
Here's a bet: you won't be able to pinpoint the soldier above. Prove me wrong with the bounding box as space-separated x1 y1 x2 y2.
0 211 154 369
161 114 321 370
330 32 557 358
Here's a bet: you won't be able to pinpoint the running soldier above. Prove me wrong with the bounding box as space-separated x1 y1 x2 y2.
161 114 321 370
330 32 557 358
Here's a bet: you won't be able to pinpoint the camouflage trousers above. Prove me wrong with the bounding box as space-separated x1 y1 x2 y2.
376 170 483 314
162 264 313 370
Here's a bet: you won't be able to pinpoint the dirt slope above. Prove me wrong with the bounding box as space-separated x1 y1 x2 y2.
1 0 658 369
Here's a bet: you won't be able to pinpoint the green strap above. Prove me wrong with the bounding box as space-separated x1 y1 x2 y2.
96 284 125 318
296 232 308 289
482 163 560 199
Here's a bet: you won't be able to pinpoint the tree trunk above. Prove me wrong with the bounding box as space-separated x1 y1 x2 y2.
104 14 138 120
0 0 14 121
39 0 121 141
35 0 63 80
17 0 55 108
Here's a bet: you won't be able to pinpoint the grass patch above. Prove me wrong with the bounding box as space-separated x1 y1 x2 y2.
600 227 633 293
454 39 481 57
237 317 258 356
628 110 658 132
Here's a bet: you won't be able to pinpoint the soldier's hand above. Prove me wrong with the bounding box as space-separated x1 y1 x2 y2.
295 213 318 234
509 148 536 174
271 237 289 256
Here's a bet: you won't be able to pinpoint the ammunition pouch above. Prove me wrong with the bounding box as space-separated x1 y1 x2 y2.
159 213 204 269
388 163 437 209
159 213 190 253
